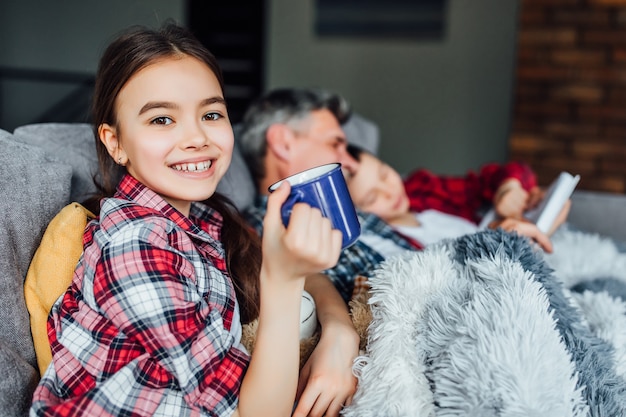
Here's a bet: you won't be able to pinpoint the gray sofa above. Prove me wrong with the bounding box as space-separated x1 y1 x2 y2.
1 121 625 416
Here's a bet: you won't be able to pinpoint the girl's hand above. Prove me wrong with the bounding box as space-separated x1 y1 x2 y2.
261 181 343 282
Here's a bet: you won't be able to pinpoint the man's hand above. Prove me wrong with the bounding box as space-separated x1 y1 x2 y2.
489 217 554 253
293 274 359 417
293 321 358 417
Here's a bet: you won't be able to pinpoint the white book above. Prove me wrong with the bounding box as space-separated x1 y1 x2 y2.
479 171 580 233
524 171 580 233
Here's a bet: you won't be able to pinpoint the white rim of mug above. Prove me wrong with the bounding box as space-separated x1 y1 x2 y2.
268 162 341 192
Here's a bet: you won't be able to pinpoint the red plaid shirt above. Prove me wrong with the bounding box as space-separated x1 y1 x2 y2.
31 175 249 417
404 161 537 224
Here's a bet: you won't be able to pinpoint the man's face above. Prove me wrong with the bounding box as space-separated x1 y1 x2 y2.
286 109 359 177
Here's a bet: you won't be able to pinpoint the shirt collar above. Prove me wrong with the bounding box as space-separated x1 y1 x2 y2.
114 174 223 243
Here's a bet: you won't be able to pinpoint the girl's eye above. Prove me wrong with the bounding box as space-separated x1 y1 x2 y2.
203 112 221 121
151 116 172 125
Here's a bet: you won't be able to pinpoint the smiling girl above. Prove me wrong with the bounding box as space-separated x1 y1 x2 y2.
30 24 343 417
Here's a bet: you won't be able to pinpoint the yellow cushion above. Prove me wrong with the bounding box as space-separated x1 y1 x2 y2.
24 202 95 376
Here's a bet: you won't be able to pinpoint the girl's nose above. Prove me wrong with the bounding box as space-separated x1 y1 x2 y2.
182 121 209 149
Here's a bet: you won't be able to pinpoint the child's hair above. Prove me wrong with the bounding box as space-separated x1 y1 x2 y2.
87 22 260 323
90 22 225 199
346 143 365 162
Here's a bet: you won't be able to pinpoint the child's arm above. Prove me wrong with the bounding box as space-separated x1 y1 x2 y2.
489 217 553 253
237 182 343 417
492 178 532 219
404 161 537 223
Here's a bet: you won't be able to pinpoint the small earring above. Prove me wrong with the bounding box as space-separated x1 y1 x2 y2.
118 157 123 166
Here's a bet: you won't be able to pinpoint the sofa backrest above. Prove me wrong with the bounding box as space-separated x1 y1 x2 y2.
13 123 97 204
0 128 73 416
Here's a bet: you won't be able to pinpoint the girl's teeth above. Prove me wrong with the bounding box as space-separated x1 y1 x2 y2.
173 161 211 172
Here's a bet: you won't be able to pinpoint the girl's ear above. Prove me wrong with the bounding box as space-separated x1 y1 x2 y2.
266 123 295 162
98 123 127 165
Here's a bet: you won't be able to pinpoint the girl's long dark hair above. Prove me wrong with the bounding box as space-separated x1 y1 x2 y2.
85 22 260 323
204 194 260 324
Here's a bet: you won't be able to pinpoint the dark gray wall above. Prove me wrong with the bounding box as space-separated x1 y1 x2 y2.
0 1 185 131
1 0 520 177
266 0 520 175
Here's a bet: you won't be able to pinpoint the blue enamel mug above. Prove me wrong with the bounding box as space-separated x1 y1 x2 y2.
268 163 361 249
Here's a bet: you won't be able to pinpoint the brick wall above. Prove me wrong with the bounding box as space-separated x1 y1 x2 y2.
510 0 626 193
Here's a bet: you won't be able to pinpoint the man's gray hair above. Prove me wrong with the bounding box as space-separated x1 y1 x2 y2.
238 88 351 189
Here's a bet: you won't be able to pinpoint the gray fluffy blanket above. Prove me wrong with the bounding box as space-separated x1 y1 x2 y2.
342 228 626 417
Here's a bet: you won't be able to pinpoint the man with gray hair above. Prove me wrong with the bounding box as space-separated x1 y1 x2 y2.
237 87 417 417
239 87 417 301
239 88 355 192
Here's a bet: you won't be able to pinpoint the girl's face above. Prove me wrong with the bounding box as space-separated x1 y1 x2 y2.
101 55 233 216
347 152 410 223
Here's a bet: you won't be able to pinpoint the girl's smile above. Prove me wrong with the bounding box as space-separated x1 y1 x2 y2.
170 159 212 173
